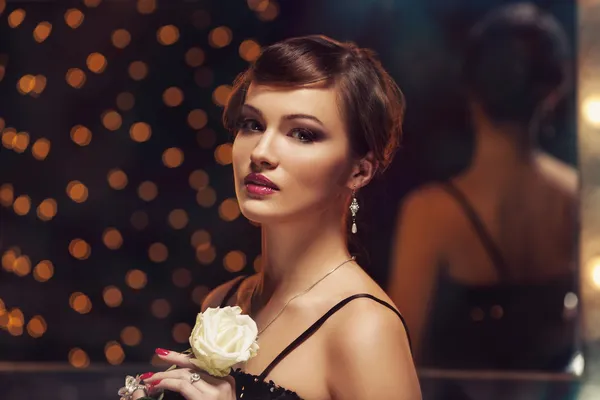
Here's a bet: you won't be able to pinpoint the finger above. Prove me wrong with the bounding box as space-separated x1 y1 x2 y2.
155 348 195 369
152 378 207 400
131 387 150 400
144 368 193 384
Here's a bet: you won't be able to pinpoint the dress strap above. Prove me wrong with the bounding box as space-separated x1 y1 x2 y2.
219 276 247 308
442 181 510 281
257 293 411 381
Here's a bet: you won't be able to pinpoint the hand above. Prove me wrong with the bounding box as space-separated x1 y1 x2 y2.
132 349 236 400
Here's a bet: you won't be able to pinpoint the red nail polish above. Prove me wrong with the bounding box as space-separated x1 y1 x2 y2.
140 372 154 381
148 379 162 389
155 348 170 356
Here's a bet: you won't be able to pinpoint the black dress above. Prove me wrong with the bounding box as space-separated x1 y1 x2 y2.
164 279 410 400
419 182 578 371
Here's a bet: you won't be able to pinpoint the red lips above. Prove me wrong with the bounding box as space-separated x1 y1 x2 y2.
243 173 279 190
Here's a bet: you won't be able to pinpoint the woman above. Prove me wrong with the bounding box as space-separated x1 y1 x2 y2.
129 35 420 400
389 3 578 372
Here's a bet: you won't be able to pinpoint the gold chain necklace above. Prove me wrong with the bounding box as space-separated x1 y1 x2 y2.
256 256 356 336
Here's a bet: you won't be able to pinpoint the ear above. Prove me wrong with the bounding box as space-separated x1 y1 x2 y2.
346 151 377 190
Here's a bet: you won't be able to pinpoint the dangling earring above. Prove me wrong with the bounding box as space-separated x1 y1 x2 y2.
349 188 359 234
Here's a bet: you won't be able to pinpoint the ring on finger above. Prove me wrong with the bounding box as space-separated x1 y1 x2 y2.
190 372 202 384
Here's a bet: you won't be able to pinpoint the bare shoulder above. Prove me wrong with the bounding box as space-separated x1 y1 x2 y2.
399 182 460 221
535 151 578 198
201 275 252 311
324 296 420 399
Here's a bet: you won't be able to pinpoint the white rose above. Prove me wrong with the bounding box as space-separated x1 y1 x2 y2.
189 306 259 377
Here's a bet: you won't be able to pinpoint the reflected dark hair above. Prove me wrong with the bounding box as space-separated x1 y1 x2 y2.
463 3 569 125
223 35 405 175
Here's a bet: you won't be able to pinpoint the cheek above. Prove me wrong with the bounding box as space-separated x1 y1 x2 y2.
286 151 349 193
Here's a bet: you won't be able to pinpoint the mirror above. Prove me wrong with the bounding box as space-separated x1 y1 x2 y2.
386 0 581 378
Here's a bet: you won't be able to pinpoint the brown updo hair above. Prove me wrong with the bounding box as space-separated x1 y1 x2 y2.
223 35 405 175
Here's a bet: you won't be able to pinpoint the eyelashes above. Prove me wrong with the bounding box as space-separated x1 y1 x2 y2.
236 117 322 144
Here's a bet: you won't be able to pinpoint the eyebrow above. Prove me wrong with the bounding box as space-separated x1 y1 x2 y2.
242 104 325 127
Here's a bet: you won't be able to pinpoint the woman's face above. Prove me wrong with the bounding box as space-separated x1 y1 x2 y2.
232 83 355 225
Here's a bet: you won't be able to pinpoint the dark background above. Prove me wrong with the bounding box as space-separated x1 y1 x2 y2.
0 0 576 365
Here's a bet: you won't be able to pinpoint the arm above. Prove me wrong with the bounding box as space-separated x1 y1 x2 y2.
387 190 442 359
327 301 421 400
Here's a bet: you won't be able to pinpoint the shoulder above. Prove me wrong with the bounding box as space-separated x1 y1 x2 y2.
535 152 578 199
397 182 459 224
201 276 247 311
325 296 420 399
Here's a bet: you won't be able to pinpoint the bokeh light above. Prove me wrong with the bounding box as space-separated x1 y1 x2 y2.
247 0 270 12
33 22 52 43
215 143 233 165
37 198 58 221
254 254 263 272
67 181 89 203
84 0 102 7
224 251 246 272
87 52 107 73
27 315 47 338
151 299 171 319
130 122 152 142
103 286 123 308
69 292 92 314
0 184 14 207
192 286 210 306
66 68 86 88
137 0 156 14
212 85 232 106
196 245 216 265
111 29 131 49
101 110 123 131
189 170 209 190
219 198 240 221
126 269 147 290
121 326 142 346
191 230 211 251
31 138 51 160
239 39 261 62
129 61 148 81
157 25 179 45
30 74 47 96
162 147 184 168
33 260 54 282
163 87 184 107
13 255 32 277
69 239 91 260
105 341 125 365
103 228 123 250
185 47 205 67
8 9 26 28
69 348 90 368
168 209 189 230
257 1 280 21
209 26 232 48
107 169 128 190
172 323 191 344
70 125 92 146
187 109 208 129
13 195 31 216
138 181 158 202
172 268 192 288
196 187 217 208
12 131 30 153
116 92 135 111
64 9 85 29
149 243 168 263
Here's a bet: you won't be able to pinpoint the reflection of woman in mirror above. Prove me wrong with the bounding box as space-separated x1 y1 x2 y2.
389 3 578 371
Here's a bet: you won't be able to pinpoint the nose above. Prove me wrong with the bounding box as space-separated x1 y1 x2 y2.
250 130 279 170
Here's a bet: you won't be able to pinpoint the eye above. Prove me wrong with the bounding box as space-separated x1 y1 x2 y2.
290 128 317 143
237 118 263 133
